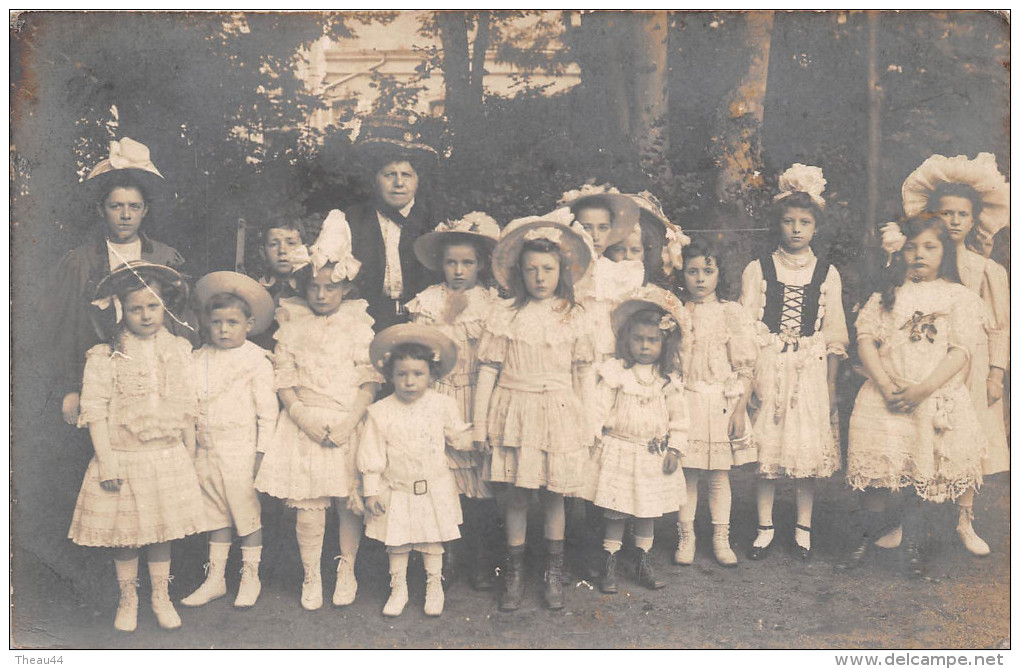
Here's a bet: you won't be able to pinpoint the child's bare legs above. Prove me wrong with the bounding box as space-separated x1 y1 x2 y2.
112 547 140 632
541 490 566 609
794 479 815 556
676 469 700 564
294 506 326 610
182 527 232 607
333 503 362 606
146 541 181 629
955 487 990 556
499 486 529 611
708 470 737 566
749 478 775 559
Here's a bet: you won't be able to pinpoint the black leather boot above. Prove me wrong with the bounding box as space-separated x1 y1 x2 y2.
499 544 526 611
599 550 618 594
837 510 882 571
544 540 565 610
636 548 665 590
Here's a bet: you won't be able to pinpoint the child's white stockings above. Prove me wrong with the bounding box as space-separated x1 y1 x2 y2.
113 557 139 632
295 508 325 610
182 541 230 607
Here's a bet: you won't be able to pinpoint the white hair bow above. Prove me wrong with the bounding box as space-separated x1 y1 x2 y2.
660 227 692 276
310 210 362 282
774 163 826 210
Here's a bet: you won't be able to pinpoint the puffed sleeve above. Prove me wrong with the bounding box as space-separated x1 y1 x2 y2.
353 333 385 388
980 259 1010 370
477 325 508 366
725 302 758 379
254 355 280 454
273 340 299 390
665 377 690 451
947 285 994 362
853 293 886 344
738 260 765 320
441 394 473 452
821 266 850 358
357 406 387 497
77 345 114 426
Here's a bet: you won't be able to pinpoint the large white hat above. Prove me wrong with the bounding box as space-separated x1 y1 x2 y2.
901 152 1010 240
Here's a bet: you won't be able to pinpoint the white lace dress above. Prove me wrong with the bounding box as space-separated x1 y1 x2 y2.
739 251 849 479
254 298 383 509
846 280 990 503
585 359 687 517
680 298 759 470
69 329 207 547
478 299 595 494
406 283 502 498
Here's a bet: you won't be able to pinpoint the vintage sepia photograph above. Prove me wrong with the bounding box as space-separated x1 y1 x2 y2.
9 9 1010 652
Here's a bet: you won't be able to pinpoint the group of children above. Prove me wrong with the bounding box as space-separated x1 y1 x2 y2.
65 157 1009 632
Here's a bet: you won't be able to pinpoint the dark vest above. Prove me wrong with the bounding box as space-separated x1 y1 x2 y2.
759 253 830 338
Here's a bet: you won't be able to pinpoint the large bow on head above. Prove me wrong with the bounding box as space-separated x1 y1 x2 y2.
309 210 362 283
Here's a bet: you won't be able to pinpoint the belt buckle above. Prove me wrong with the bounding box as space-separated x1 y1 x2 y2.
395 300 405 316
413 479 428 495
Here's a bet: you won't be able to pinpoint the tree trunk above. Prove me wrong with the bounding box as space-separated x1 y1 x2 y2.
630 10 672 182
713 10 774 213
437 11 471 149
468 11 490 107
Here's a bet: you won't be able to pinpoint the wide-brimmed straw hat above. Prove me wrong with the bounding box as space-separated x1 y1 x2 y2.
355 110 440 170
85 137 166 201
491 218 592 291
414 212 500 271
369 323 458 379
610 285 689 338
90 261 189 340
901 152 1010 240
93 260 185 303
194 271 276 336
559 184 641 249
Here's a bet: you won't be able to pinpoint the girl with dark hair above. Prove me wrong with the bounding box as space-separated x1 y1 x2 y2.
472 218 595 612
360 325 470 618
739 164 849 561
844 215 991 576
880 153 1011 556
588 288 688 594
674 239 758 567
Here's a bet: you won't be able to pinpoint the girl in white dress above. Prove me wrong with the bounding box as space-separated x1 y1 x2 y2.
360 325 470 617
675 240 758 567
739 164 849 560
407 212 502 589
254 214 383 611
68 262 206 632
590 286 688 594
845 215 990 575
889 153 1010 556
472 218 595 612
